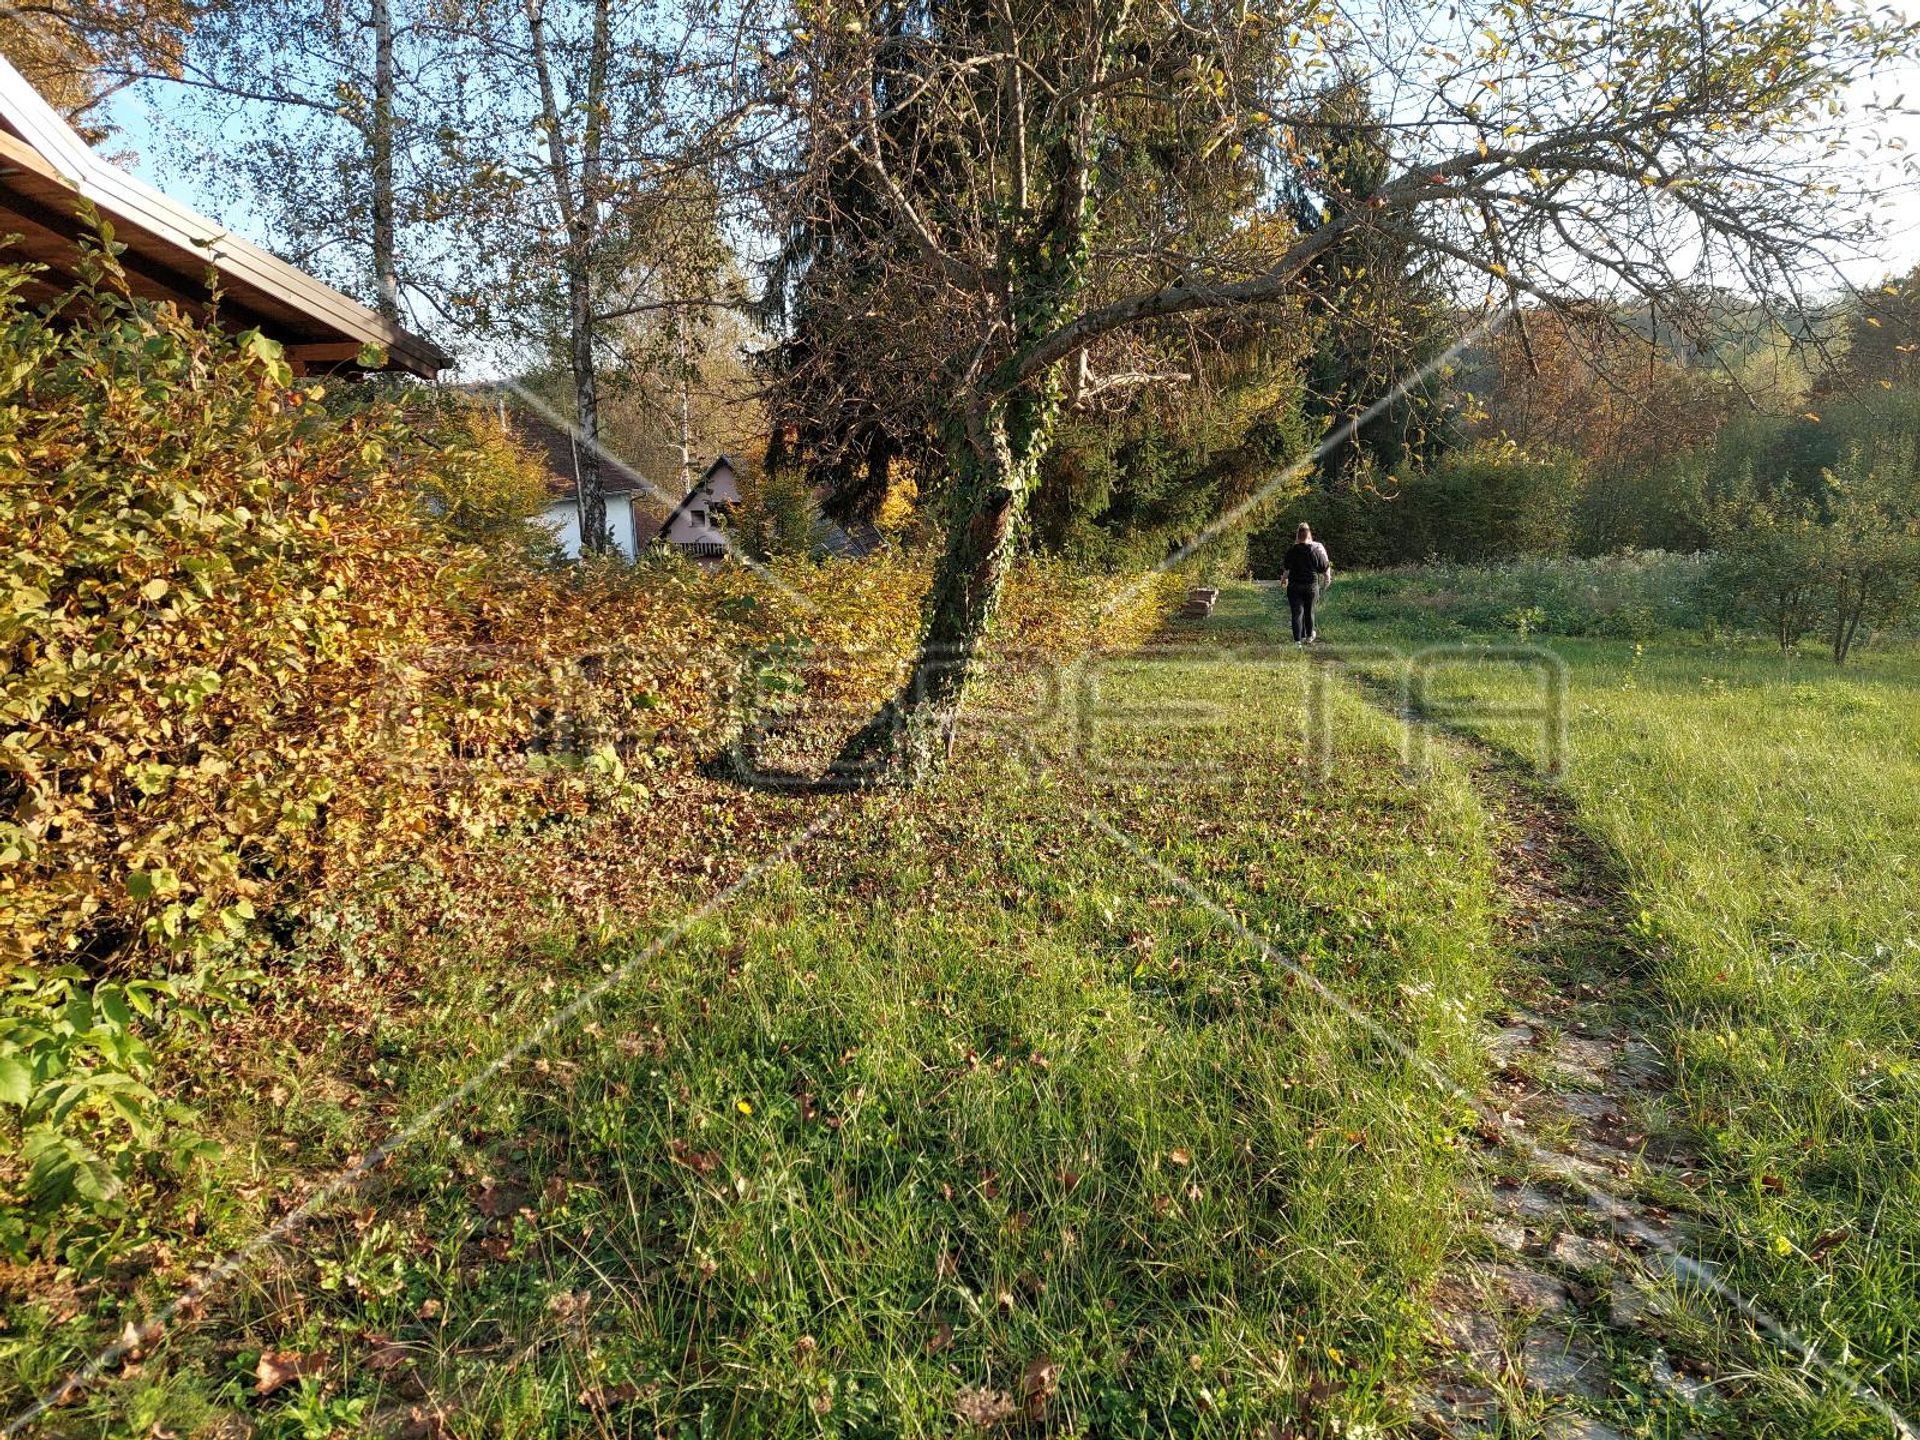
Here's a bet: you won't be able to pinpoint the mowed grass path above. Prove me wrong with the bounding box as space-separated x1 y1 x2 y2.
1322 577 1920 1437
8 599 1505 1437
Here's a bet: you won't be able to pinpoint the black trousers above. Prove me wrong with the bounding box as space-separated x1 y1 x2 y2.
1288 585 1317 641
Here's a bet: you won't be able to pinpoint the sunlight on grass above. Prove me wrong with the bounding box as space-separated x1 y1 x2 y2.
1331 576 1920 1436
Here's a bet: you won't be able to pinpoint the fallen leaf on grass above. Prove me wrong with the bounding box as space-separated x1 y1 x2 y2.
578 1381 640 1411
667 1139 721 1174
362 1335 411 1373
546 1289 591 1325
398 1405 452 1439
116 1318 165 1362
1808 1228 1850 1260
473 1181 529 1219
255 1350 324 1396
1020 1356 1060 1421
954 1386 1017 1429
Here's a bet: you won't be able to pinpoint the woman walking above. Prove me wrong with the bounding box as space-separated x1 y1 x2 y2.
1282 523 1332 644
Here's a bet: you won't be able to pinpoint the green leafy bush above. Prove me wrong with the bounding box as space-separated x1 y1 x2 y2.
1703 425 1920 660
1267 442 1581 570
0 252 1177 1254
0 253 560 1250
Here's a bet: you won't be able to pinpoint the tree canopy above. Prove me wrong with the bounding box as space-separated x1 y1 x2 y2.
729 0 1916 777
4 0 194 127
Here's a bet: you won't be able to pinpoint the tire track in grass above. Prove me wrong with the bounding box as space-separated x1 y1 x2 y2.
1311 633 1916 1440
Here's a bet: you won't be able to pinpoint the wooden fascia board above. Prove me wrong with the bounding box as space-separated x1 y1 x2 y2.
0 62 449 378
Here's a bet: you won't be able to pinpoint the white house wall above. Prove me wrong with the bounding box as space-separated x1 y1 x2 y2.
537 494 637 559
610 495 635 556
660 505 726 546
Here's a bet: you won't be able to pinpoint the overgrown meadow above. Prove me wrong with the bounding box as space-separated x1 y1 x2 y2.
5 265 1920 1439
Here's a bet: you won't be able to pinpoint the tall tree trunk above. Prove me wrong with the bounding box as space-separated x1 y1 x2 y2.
830 385 1059 783
525 0 611 553
1833 574 1869 664
678 327 693 495
369 0 399 322
568 261 607 551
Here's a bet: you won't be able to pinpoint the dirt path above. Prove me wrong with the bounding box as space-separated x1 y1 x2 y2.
1334 664 1727 1439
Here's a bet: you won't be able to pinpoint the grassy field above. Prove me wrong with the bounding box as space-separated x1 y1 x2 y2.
3 601 1506 1436
1320 570 1920 1436
7 572 1918 1438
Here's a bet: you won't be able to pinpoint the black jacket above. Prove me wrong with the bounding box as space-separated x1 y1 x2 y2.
1283 541 1330 591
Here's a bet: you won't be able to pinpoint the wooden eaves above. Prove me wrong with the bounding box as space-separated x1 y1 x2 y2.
0 54 448 379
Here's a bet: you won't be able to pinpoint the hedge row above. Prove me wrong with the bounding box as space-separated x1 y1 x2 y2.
0 255 1176 1241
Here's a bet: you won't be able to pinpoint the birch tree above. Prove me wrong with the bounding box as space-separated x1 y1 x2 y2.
157 0 734 550
448 0 732 553
139 0 494 328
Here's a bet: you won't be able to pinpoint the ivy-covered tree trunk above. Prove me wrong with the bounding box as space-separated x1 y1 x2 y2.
825 30 1103 786
831 383 1061 784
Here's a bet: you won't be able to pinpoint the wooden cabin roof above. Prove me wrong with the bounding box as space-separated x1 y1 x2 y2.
0 55 448 379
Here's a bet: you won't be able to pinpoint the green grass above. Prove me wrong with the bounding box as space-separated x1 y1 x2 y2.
4 603 1503 1437
13 571 1917 1438
1322 573 1920 1436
